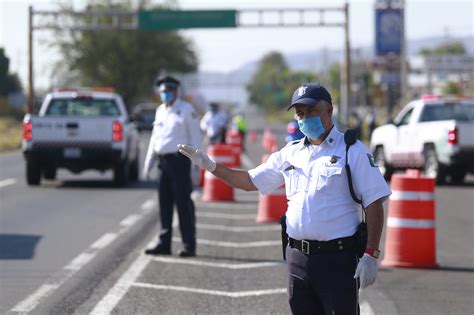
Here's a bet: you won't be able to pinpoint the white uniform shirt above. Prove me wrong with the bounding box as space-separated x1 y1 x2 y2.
248 126 391 241
143 99 201 174
200 111 228 138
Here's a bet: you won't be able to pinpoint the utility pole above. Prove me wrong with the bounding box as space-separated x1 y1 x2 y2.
27 5 34 114
340 2 352 126
400 0 408 106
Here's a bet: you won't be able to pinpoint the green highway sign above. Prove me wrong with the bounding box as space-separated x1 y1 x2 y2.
138 10 237 30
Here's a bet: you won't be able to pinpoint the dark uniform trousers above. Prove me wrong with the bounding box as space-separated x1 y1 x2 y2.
286 245 360 315
157 152 196 253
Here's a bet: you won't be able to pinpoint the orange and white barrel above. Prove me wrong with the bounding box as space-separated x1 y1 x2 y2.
256 154 287 223
382 169 438 268
202 144 235 202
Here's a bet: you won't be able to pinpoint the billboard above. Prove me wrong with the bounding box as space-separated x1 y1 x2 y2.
375 8 403 56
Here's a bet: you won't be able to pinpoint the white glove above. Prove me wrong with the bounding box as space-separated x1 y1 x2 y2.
142 168 151 180
354 253 378 289
178 144 216 172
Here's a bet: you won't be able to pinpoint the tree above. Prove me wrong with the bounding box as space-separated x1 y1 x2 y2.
418 42 466 56
247 51 318 114
51 0 198 107
0 48 22 97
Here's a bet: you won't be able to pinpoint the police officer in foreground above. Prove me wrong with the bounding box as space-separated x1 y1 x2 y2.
178 83 391 313
143 75 201 257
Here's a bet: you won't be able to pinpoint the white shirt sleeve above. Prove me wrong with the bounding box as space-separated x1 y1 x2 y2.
350 141 392 208
248 151 285 195
143 109 159 175
200 112 210 132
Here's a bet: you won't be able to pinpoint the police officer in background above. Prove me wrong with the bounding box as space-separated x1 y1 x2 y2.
143 75 201 257
178 83 391 313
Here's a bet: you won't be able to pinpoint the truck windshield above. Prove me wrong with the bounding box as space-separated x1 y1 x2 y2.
419 101 474 122
45 98 120 116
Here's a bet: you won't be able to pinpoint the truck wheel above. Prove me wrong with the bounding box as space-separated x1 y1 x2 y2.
128 151 139 181
374 147 393 181
26 160 41 186
114 161 129 186
424 148 446 184
43 167 57 180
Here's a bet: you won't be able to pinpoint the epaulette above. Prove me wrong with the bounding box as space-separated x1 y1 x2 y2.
284 137 304 147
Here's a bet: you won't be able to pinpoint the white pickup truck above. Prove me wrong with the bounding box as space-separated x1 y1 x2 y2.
370 96 474 184
22 90 140 186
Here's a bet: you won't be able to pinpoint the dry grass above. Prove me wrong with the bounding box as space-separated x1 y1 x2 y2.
0 116 23 152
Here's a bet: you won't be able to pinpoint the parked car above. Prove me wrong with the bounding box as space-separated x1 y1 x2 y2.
132 103 158 131
369 95 474 184
22 89 140 186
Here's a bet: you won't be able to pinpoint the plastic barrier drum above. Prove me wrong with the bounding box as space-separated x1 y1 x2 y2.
202 144 235 202
382 169 438 268
256 154 287 223
225 130 242 167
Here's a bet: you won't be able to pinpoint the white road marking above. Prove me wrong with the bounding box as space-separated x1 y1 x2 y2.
120 214 142 227
151 256 283 269
360 301 375 315
173 237 280 248
196 212 256 219
10 206 151 314
0 178 16 188
11 284 59 313
90 233 118 249
132 282 287 298
140 199 156 211
64 252 96 271
91 254 151 315
196 223 280 232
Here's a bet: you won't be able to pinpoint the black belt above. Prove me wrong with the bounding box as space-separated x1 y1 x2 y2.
288 236 355 255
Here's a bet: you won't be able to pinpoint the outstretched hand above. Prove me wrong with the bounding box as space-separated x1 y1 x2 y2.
178 144 217 172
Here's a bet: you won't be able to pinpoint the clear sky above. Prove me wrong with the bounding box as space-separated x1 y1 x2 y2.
1 0 473 90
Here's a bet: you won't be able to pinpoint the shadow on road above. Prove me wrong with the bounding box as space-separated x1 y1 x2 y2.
0 234 42 259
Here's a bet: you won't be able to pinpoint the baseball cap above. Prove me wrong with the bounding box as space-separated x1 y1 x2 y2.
287 83 332 111
156 75 180 91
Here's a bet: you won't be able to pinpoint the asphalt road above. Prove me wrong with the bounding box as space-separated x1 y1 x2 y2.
1 120 473 314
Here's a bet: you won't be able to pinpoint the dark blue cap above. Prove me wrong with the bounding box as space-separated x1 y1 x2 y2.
287 83 332 111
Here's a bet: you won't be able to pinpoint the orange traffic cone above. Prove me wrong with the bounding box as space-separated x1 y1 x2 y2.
256 154 287 223
202 144 235 202
382 169 438 268
225 130 242 167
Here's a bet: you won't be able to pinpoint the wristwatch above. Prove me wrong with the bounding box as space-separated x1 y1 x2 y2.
365 248 381 259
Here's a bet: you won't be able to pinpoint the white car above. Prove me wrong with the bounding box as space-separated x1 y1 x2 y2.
370 96 474 184
22 90 140 186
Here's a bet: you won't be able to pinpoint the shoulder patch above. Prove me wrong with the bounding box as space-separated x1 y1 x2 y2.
367 153 378 167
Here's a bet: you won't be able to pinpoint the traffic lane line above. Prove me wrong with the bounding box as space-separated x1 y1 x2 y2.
10 198 156 314
172 237 280 248
150 256 284 269
0 178 17 188
196 223 280 232
132 283 287 298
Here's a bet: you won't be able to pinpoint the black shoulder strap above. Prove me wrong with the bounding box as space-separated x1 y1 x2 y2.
344 129 364 208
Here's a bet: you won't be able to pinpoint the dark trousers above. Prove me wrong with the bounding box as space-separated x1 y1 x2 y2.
286 246 360 315
157 153 196 252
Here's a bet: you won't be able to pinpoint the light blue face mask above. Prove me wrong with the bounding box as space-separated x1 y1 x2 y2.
160 91 175 103
298 116 325 140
